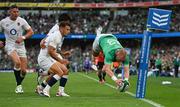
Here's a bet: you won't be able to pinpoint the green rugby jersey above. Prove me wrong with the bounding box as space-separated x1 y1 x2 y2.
99 34 129 66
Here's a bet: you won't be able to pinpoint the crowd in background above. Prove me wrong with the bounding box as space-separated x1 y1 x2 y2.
0 0 172 3
0 6 179 77
0 6 179 34
0 38 179 77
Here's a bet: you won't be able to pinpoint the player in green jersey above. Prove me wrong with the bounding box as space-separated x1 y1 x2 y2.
92 29 130 92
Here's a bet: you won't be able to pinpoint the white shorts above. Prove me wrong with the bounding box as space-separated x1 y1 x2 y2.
38 55 57 74
5 43 27 57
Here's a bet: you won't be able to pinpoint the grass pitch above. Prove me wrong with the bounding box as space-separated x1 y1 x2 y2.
0 72 180 107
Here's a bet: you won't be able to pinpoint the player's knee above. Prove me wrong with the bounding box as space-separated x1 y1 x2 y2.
63 67 69 75
63 69 69 75
102 65 110 73
21 68 26 74
15 60 21 67
56 72 63 77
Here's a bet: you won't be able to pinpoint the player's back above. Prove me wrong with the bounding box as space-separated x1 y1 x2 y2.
39 30 62 57
47 24 59 35
99 34 123 55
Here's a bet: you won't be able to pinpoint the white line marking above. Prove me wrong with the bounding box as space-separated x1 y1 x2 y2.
79 73 164 107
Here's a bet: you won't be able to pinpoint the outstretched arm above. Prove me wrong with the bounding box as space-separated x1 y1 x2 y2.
102 64 122 85
124 66 129 80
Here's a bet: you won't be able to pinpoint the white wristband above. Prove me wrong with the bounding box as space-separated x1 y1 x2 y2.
111 75 118 81
22 36 26 40
124 78 129 81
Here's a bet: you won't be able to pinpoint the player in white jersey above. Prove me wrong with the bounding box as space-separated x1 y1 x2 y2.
38 21 70 97
0 5 34 93
36 14 71 97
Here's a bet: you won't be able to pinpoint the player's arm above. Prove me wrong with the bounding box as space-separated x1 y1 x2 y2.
124 66 129 80
102 64 114 77
48 45 69 65
16 18 34 43
102 64 122 85
23 28 34 39
15 28 34 44
60 51 71 57
40 38 46 49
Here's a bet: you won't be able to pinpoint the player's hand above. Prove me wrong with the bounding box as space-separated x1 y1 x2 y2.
118 80 130 92
60 59 69 65
63 51 71 56
15 36 25 44
115 79 123 86
40 39 46 49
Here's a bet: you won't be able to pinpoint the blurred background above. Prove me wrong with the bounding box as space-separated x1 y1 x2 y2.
0 0 179 78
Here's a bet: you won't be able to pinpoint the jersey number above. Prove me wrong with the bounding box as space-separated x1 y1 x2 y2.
107 39 120 45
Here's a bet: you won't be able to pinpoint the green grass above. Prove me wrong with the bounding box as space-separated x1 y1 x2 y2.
0 72 180 107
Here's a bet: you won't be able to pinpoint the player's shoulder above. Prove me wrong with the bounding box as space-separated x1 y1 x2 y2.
101 34 117 40
0 17 10 22
48 30 61 40
55 30 62 37
17 17 27 22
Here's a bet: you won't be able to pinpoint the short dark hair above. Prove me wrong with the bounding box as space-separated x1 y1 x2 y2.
58 13 71 22
59 21 70 27
9 5 18 10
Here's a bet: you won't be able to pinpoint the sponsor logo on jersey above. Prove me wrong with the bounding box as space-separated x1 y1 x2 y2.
10 29 17 35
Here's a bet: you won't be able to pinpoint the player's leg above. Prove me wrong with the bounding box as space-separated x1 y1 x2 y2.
102 71 106 81
16 46 28 93
35 69 48 94
37 65 70 97
101 62 106 81
57 63 70 97
97 62 102 82
97 62 105 84
42 62 64 97
97 70 103 83
36 75 51 95
37 70 45 85
8 50 22 93
19 57 27 84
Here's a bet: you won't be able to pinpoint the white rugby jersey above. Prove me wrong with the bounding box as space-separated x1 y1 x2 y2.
48 24 59 35
0 17 31 45
39 30 63 57
48 24 64 51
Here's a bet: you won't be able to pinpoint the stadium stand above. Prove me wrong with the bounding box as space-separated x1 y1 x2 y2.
0 1 179 77
0 0 172 3
0 6 179 34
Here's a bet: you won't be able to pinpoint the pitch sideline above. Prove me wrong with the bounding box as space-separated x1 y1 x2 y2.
78 73 164 107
